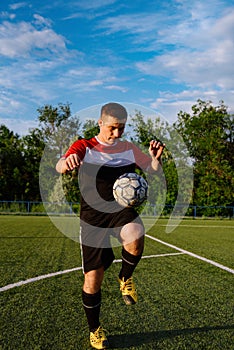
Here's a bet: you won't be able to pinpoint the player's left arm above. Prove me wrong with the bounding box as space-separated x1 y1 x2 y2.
147 139 165 173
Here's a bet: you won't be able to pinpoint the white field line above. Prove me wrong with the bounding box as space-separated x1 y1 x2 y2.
142 220 234 229
0 267 83 292
113 252 183 263
146 234 234 275
0 252 183 293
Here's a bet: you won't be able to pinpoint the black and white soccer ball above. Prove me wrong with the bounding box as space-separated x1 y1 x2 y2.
113 172 148 207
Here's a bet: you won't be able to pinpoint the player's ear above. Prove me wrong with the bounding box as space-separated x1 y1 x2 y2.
98 119 103 127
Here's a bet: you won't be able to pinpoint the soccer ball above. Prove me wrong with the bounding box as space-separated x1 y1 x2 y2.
113 172 148 207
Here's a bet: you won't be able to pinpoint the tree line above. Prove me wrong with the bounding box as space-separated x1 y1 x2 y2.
0 100 233 216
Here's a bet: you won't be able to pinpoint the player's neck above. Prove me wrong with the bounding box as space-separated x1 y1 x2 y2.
96 135 118 146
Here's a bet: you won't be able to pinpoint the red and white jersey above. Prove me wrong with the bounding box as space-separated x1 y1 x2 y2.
64 136 151 222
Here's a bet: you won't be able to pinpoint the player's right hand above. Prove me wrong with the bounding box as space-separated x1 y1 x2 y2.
64 154 82 171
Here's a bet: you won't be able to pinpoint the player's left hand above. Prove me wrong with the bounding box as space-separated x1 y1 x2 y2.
148 139 165 160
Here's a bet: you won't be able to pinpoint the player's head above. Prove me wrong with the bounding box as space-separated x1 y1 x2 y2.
100 102 127 123
98 103 127 144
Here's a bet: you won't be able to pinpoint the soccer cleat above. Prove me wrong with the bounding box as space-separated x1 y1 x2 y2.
90 326 109 349
118 276 137 305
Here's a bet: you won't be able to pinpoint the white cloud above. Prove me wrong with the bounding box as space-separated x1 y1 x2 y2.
105 85 128 93
137 48 234 89
0 15 78 117
156 7 234 51
62 65 119 91
9 2 28 11
0 20 67 58
136 9 234 91
0 12 16 20
88 80 103 87
72 0 118 10
1 0 233 134
0 93 21 111
0 117 38 136
150 88 234 123
33 14 52 28
98 13 160 35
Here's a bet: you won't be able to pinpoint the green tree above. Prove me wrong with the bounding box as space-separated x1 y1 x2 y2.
128 111 179 210
175 100 234 210
0 125 24 200
21 128 45 201
37 102 81 156
37 103 82 204
82 119 99 139
37 103 71 136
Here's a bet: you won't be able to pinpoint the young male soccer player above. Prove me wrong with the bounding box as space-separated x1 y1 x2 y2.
56 102 165 349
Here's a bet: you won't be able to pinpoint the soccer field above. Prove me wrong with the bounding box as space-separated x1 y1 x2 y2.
0 216 233 349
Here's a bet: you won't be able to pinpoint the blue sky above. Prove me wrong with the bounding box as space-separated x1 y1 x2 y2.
0 0 234 135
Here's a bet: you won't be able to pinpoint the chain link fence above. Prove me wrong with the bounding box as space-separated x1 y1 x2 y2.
0 200 233 218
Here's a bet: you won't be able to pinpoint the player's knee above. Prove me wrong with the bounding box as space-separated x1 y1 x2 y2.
83 267 104 294
120 222 144 246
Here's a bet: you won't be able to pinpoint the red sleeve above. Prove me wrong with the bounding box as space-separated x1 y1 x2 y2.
63 139 88 160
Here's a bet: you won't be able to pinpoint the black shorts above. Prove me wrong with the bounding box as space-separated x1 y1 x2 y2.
80 207 143 273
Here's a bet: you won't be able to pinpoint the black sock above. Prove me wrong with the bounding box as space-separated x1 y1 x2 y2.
82 289 101 332
119 248 142 280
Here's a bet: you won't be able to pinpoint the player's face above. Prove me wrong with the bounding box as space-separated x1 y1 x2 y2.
98 116 126 144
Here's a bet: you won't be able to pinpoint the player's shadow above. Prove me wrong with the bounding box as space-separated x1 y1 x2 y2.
108 324 234 348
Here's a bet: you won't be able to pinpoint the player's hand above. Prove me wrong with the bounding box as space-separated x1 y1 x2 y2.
148 139 165 160
64 154 82 171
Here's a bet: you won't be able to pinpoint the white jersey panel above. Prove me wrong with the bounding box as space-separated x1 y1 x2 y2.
84 148 135 167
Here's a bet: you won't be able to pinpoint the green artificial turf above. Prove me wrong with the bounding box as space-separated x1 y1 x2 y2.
0 216 233 349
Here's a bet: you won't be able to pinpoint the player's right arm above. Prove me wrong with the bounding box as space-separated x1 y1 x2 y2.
56 139 87 174
56 154 82 174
